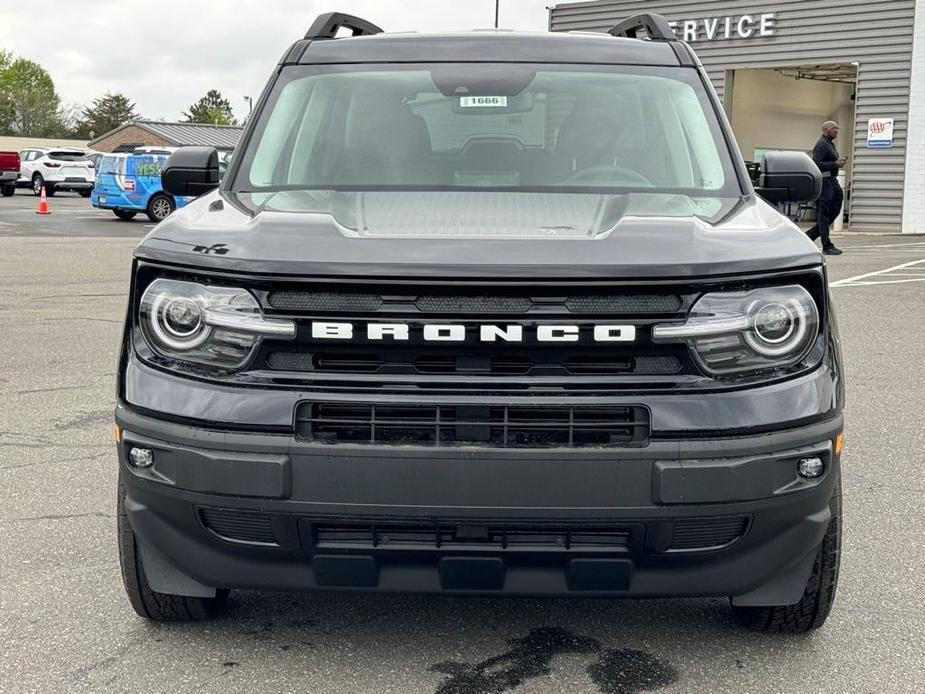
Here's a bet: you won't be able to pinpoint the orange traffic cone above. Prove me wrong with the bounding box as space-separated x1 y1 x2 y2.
36 186 51 215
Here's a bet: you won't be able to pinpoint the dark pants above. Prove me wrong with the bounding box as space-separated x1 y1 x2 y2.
806 179 843 249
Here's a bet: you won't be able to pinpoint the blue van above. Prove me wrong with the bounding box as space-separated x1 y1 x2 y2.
91 150 193 222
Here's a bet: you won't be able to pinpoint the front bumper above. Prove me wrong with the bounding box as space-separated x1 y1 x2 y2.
116 400 842 602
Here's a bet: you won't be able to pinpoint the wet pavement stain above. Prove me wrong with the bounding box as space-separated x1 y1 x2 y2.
588 648 678 694
429 627 677 694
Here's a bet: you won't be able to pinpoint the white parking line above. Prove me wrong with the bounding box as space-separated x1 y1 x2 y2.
839 278 925 285
842 240 925 249
830 258 925 287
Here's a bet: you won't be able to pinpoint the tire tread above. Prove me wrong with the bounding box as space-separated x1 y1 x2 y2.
732 479 842 633
117 480 229 622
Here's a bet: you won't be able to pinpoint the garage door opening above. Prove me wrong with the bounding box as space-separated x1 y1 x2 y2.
727 64 857 227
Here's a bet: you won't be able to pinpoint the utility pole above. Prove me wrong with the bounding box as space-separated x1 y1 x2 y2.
243 96 253 115
494 0 500 28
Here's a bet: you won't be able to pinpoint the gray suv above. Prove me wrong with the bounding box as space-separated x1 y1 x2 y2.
114 12 842 632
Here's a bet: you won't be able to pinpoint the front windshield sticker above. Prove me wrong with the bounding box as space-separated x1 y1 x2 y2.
459 96 508 108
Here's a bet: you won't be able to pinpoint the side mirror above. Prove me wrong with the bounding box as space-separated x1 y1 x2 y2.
755 151 822 204
162 146 220 197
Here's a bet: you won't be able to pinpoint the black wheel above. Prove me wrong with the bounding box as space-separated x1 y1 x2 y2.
79 189 92 198
732 479 841 633
118 479 230 621
113 209 137 221
146 193 175 223
0 184 13 197
32 173 45 196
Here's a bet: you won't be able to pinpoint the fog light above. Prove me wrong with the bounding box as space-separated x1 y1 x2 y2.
128 447 154 468
798 457 824 479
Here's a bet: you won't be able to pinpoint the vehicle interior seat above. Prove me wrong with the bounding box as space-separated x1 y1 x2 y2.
336 94 439 185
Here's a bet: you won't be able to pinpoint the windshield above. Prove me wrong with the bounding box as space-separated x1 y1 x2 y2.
234 64 740 196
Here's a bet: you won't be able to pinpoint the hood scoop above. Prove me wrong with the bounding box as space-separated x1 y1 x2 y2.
350 191 613 239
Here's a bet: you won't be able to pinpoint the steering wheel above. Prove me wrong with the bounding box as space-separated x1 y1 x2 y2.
563 165 653 187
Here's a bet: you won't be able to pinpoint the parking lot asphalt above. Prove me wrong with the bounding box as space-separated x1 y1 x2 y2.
1 196 924 694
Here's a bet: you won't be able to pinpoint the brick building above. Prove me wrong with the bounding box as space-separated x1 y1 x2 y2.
88 120 243 154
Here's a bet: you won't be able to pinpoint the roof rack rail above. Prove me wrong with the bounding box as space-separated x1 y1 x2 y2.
305 12 383 40
608 13 676 41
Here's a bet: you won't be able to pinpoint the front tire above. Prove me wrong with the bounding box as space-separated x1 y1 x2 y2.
113 209 137 221
146 193 175 223
732 479 841 633
118 479 230 621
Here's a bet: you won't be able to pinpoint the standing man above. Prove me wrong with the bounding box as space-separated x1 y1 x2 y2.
806 121 845 255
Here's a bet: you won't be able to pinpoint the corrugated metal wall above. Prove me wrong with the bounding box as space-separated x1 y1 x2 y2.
550 0 915 232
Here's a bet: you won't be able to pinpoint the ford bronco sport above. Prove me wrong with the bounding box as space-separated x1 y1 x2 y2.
115 12 843 632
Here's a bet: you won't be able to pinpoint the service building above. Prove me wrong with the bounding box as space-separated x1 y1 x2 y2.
550 0 925 233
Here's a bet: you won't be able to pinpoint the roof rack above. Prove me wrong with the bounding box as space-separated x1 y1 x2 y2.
608 13 676 41
305 12 383 40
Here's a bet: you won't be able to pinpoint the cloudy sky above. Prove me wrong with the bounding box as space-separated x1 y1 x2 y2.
0 0 552 123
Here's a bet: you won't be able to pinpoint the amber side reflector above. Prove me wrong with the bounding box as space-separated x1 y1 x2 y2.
834 433 844 456
114 424 121 444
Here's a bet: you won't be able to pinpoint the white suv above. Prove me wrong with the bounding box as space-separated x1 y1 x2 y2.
17 148 95 197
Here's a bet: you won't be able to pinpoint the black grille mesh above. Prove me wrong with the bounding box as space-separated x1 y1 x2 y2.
200 508 277 544
415 295 533 313
268 291 383 312
565 295 683 313
670 516 749 550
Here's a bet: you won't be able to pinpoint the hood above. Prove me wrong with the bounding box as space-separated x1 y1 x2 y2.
135 189 822 279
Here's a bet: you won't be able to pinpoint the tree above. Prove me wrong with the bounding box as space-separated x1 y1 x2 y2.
183 89 237 125
74 92 139 138
0 57 62 137
0 51 12 134
51 102 82 138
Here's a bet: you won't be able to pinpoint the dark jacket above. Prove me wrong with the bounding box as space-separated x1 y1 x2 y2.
812 136 841 184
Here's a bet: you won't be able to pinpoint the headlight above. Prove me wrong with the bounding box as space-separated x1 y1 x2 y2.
652 285 819 375
139 278 295 368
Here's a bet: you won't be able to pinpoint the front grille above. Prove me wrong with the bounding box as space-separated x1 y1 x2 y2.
296 402 649 447
311 521 632 552
255 281 699 388
669 516 749 550
200 508 277 545
264 289 683 315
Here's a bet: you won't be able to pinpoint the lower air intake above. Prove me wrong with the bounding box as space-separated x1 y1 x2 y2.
296 402 650 448
311 522 632 552
669 516 749 550
200 508 277 545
